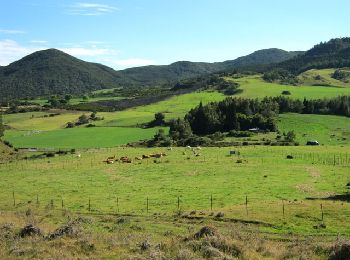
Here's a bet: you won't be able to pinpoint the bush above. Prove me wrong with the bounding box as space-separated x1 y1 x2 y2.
66 122 74 128
281 90 291 95
228 130 253 138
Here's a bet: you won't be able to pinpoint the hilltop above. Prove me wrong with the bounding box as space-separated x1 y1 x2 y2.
0 49 131 100
276 37 350 74
0 48 300 100
121 49 302 85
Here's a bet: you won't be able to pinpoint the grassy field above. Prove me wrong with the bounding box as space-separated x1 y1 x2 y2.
279 113 350 146
228 74 350 99
4 73 350 149
4 112 349 148
27 96 125 106
298 68 350 87
3 127 163 149
0 145 349 236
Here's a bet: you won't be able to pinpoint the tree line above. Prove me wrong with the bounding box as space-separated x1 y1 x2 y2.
148 95 350 147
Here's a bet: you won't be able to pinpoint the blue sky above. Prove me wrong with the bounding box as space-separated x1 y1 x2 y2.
0 0 349 70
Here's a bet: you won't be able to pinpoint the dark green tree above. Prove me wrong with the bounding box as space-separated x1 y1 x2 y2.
169 118 192 141
0 112 4 138
285 131 296 142
77 114 89 125
154 112 165 126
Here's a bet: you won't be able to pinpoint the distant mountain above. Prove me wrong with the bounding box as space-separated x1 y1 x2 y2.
222 48 303 68
277 38 350 74
120 49 302 86
0 49 131 100
0 48 301 100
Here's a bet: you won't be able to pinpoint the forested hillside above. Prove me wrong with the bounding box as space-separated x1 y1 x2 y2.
0 48 300 100
276 38 350 74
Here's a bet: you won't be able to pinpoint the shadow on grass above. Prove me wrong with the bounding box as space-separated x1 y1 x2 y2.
306 193 350 202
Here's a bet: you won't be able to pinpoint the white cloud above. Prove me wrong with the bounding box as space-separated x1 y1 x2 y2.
0 40 155 69
0 40 40 65
0 29 26 34
68 2 118 16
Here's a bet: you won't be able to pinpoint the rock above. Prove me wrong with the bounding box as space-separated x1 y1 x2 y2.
19 224 42 237
140 240 151 251
194 226 217 239
329 243 350 260
46 223 78 240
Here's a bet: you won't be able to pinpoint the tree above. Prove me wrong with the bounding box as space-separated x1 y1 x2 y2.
154 112 165 126
148 129 172 147
77 114 89 125
285 131 296 142
0 112 4 138
64 94 72 102
169 118 192 141
66 122 75 128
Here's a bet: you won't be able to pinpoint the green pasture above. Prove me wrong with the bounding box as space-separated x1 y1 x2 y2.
227 74 350 99
3 127 163 149
4 112 349 148
4 111 82 131
28 96 125 106
298 68 350 87
1 146 349 235
278 113 350 146
85 91 226 128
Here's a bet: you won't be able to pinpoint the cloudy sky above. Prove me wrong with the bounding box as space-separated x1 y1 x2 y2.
0 0 349 70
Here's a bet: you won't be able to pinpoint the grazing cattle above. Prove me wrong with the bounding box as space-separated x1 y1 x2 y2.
106 160 114 164
196 153 201 157
142 155 151 159
107 155 116 160
76 154 81 158
167 147 173 151
135 157 143 161
186 146 192 149
120 156 132 163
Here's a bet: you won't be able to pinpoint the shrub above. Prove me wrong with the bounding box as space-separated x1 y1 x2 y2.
282 90 291 95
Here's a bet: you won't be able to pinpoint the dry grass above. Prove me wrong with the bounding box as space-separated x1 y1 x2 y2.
0 209 341 259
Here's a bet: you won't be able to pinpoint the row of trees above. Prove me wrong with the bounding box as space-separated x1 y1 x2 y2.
272 96 350 116
185 98 278 135
151 95 350 146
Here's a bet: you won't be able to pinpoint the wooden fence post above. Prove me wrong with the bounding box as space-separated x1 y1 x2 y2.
321 203 324 221
245 195 248 217
12 191 15 207
88 198 91 212
210 194 213 211
146 197 149 213
177 196 180 211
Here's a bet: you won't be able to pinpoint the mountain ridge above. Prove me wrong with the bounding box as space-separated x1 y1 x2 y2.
0 47 302 100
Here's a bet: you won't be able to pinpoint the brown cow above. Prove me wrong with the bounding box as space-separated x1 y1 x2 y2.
120 156 132 163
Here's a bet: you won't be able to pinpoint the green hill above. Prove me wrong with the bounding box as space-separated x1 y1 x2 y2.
0 49 132 100
120 49 301 86
0 48 300 100
277 38 350 74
